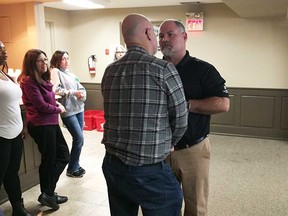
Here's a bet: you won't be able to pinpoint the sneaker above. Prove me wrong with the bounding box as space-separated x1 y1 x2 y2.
66 169 84 178
79 167 86 174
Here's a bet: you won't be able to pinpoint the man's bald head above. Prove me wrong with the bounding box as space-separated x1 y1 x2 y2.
121 14 158 55
122 14 150 41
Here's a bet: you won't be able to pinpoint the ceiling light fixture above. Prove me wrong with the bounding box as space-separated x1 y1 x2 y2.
63 0 105 9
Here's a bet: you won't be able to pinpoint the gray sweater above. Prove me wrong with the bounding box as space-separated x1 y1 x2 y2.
51 68 86 118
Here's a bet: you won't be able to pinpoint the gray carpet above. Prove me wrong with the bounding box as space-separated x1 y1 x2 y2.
209 134 288 216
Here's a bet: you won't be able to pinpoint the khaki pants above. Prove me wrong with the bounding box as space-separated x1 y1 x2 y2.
167 138 210 216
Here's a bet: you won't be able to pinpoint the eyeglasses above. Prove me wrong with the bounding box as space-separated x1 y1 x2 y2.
145 27 159 37
37 58 48 64
153 26 159 37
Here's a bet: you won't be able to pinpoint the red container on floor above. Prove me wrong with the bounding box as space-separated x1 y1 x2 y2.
95 115 105 132
83 115 96 131
83 110 105 131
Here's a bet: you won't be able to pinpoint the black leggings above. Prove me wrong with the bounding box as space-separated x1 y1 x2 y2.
0 134 23 203
28 125 69 195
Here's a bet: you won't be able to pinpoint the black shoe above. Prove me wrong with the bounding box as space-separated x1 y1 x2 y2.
38 193 59 210
66 169 85 178
79 167 86 174
54 193 68 204
11 198 32 216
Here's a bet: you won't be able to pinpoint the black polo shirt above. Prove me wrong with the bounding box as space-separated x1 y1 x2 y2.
172 51 229 147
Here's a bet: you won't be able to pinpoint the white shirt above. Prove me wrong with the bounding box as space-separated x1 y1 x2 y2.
0 74 23 139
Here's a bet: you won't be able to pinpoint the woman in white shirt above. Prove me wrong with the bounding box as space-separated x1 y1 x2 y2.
0 41 31 215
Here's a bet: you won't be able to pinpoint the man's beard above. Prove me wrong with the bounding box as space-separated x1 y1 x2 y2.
160 46 173 58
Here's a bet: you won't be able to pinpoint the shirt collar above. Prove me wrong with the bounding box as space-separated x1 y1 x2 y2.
127 46 150 55
162 50 190 68
176 50 190 68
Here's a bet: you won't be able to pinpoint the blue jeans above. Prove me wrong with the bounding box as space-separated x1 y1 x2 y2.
102 152 183 216
62 112 84 173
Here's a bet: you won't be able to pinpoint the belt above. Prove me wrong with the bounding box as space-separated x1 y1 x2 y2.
105 152 166 167
174 135 207 151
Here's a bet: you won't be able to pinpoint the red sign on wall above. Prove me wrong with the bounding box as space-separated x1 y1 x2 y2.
186 13 204 32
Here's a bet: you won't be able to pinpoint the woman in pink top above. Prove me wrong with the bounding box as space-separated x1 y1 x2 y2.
18 49 69 211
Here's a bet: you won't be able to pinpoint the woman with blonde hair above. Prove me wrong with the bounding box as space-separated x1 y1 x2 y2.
113 44 126 61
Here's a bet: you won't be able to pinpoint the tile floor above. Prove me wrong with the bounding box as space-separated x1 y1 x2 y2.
1 128 288 216
1 128 110 216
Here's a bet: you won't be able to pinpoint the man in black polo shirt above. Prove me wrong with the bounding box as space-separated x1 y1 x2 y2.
159 19 230 216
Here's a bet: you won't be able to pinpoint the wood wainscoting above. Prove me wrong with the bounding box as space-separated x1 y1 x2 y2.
211 88 288 140
82 83 288 140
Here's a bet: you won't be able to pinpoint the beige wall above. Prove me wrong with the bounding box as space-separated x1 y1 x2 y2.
1 3 287 88
190 4 288 89
5 3 288 89
0 2 38 70
44 7 70 58
44 4 288 88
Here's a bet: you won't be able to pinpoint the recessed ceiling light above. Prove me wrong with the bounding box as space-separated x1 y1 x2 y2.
63 0 105 9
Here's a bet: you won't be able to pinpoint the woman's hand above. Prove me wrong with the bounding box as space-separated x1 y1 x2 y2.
56 101 66 113
21 127 28 140
75 91 84 100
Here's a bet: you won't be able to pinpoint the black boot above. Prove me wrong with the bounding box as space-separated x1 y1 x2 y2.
11 198 32 216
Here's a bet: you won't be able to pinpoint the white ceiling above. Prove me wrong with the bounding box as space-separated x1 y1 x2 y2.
43 0 223 11
44 0 288 19
0 0 288 18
